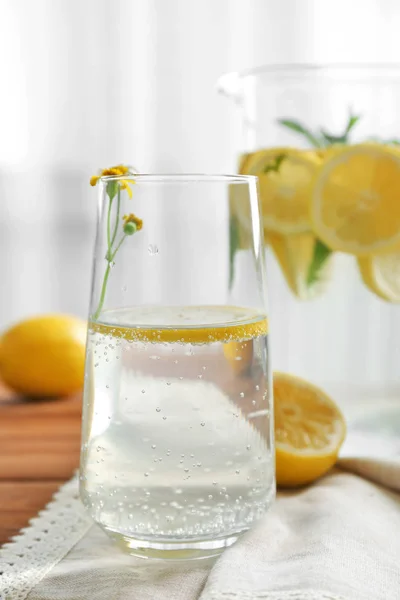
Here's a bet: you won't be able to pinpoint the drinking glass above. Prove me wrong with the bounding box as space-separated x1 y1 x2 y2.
80 173 275 559
218 64 400 443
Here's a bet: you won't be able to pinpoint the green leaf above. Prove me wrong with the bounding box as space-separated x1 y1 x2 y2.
319 130 347 145
384 138 400 146
277 119 322 148
263 153 287 174
106 180 119 200
320 113 361 146
229 214 241 289
307 239 332 287
345 113 361 137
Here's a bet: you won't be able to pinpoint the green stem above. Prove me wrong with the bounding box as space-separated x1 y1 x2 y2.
110 189 121 248
111 234 127 260
92 234 127 321
106 197 113 251
92 262 111 321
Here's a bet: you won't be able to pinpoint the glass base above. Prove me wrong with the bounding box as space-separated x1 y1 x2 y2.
104 528 244 560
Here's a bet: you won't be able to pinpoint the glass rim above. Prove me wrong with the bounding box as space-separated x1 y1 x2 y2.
99 173 257 184
219 62 400 82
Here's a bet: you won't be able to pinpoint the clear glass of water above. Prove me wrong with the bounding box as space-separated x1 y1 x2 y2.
80 173 275 559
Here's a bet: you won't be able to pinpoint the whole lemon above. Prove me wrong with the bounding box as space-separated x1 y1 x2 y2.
0 314 87 397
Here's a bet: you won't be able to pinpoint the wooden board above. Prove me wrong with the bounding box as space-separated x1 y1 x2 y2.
0 382 81 545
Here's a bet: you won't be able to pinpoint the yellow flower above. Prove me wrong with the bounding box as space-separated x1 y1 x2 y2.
90 164 135 197
119 179 134 198
123 213 143 231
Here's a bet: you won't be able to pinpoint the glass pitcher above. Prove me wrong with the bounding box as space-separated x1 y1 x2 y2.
218 64 400 443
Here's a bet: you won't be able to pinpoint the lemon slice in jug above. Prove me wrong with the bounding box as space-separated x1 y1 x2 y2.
239 147 322 234
310 143 400 255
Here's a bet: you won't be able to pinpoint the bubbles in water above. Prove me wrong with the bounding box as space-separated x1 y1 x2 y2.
184 468 190 473
246 445 251 451
235 470 240 475
208 494 213 500
252 400 257 406
151 444 156 450
106 385 109 389
198 374 203 379
156 407 161 412
166 381 171 386
141 389 146 394
148 244 159 255
212 481 217 486
200 422 205 427
162 416 167 420
255 384 260 391
144 472 149 477
122 285 127 292
239 392 245 398
202 365 207 370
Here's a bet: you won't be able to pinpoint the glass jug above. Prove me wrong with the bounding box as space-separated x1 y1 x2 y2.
218 64 400 444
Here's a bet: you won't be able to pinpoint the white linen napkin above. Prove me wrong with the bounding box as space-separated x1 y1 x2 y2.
1 441 399 600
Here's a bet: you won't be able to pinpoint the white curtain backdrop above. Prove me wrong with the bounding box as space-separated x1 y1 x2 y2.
0 0 400 388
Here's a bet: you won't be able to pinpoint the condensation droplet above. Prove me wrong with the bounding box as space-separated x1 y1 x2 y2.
148 244 159 255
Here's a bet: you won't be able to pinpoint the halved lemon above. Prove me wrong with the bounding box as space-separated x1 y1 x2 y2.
239 147 322 234
274 372 346 487
267 231 333 300
310 143 400 255
358 251 400 302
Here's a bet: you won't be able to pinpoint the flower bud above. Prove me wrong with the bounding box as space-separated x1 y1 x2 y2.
123 221 137 235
